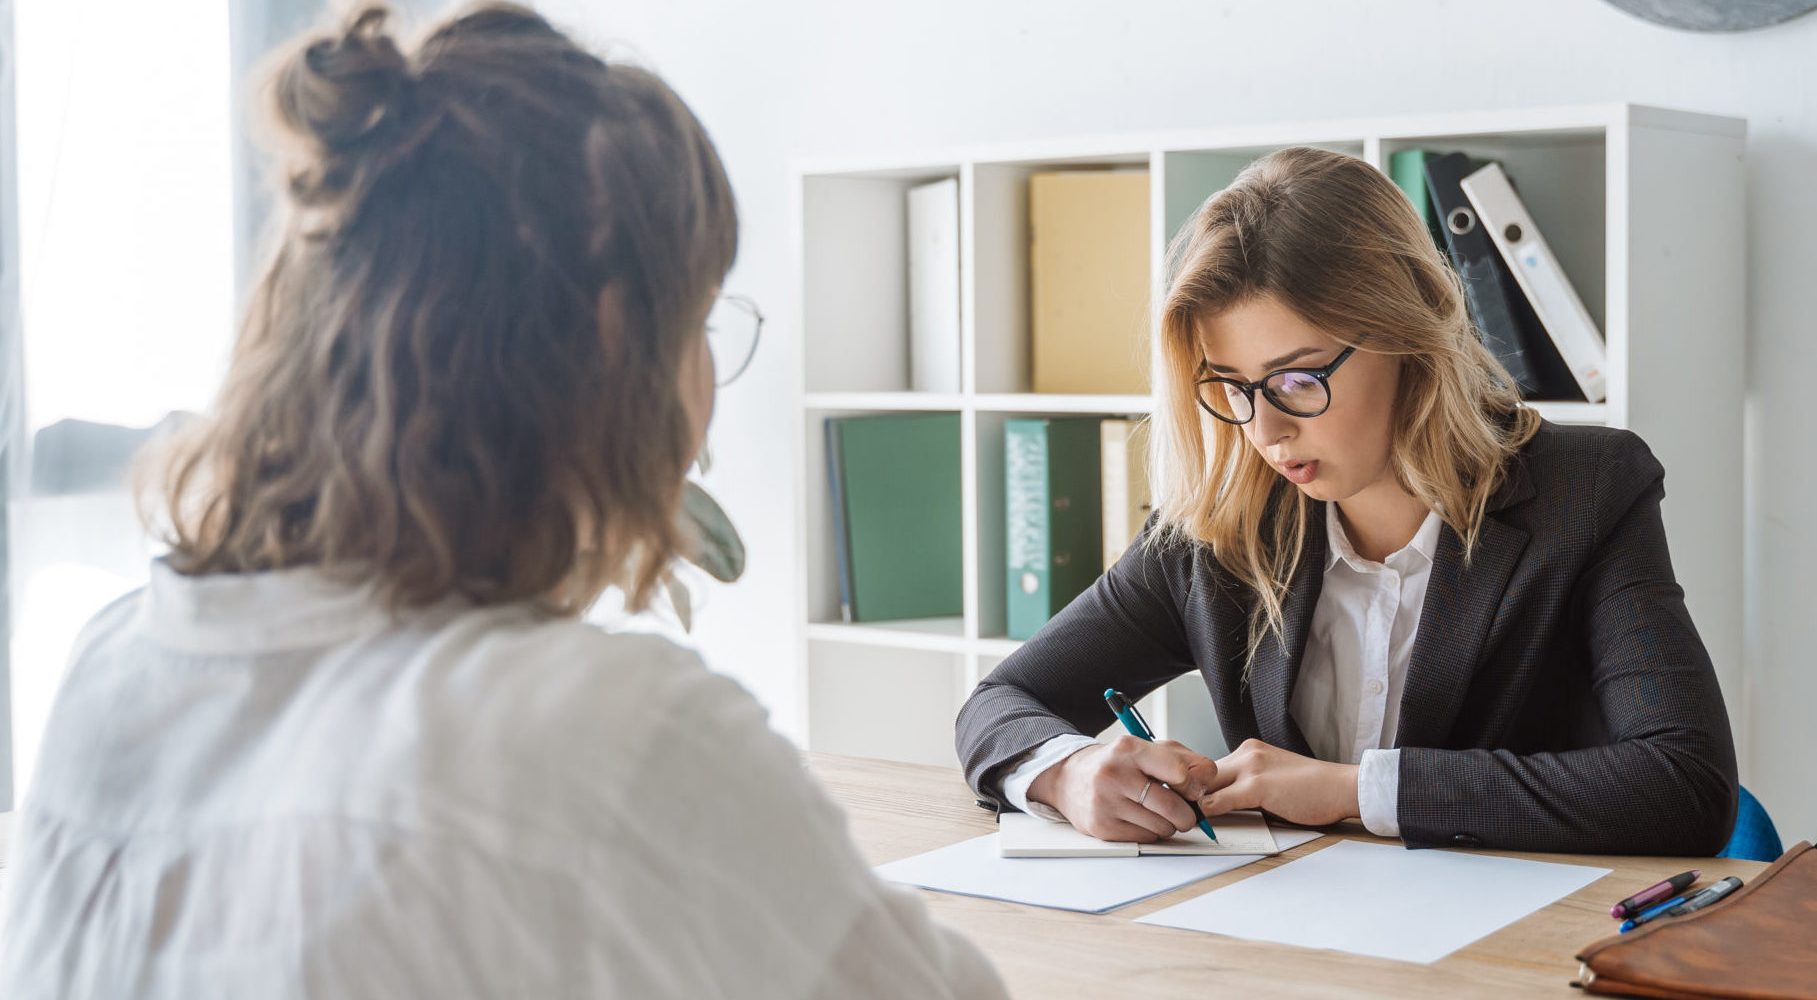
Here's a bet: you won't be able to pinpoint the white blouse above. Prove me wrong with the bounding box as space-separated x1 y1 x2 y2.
0 560 1004 999
1003 504 1441 838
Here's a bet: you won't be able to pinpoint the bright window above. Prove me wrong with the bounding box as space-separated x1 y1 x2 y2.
8 0 234 801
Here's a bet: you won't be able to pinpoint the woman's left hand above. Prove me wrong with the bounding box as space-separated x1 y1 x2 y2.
1195 739 1360 828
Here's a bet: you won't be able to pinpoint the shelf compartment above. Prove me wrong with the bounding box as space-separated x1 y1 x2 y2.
803 408 963 626
970 152 1151 396
1378 130 1607 336
802 169 959 394
807 641 966 767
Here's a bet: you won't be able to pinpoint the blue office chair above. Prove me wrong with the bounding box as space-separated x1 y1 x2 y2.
1717 786 1782 862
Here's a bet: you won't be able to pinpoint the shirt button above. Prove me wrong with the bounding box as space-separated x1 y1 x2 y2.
1367 679 1385 696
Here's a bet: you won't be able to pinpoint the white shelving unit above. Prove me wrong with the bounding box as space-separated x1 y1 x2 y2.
792 104 1746 768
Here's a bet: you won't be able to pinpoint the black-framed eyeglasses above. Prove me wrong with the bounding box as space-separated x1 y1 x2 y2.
706 293 763 387
1194 346 1356 425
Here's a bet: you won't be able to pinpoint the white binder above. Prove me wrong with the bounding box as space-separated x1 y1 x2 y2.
906 178 961 394
1460 163 1607 403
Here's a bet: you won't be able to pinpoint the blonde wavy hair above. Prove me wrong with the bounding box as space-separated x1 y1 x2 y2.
141 3 737 615
1149 147 1540 675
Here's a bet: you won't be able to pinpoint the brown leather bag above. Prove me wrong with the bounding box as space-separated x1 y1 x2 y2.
1575 840 1816 999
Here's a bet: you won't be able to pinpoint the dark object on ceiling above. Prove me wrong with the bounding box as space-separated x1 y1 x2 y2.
1603 0 1817 31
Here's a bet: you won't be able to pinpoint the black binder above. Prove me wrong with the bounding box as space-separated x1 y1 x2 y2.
1423 152 1581 401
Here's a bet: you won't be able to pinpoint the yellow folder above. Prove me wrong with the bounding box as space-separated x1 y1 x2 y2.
1100 418 1152 571
1029 170 1152 395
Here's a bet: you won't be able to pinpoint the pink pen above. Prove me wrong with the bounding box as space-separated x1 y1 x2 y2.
1611 869 1700 919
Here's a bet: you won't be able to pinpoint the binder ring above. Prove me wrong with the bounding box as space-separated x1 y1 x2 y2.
1447 206 1477 236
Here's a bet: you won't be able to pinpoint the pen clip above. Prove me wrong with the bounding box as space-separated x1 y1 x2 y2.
1126 698 1154 738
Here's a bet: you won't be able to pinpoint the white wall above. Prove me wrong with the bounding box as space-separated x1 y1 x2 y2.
540 0 1817 839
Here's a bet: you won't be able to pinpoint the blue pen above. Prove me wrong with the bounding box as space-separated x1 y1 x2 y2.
1103 688 1218 842
1618 892 1693 933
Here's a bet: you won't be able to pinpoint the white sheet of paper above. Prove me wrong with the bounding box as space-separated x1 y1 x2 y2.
1136 839 1611 963
876 827 1325 914
998 810 1279 857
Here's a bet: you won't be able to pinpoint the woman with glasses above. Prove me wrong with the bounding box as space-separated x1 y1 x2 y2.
0 5 1004 997
956 147 1737 856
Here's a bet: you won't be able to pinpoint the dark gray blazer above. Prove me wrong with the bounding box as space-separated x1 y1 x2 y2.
955 421 1738 855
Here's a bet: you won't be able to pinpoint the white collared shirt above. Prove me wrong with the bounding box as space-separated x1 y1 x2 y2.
1002 505 1442 839
0 560 1004 999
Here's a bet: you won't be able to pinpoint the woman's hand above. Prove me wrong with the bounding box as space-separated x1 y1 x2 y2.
1196 738 1360 828
1027 736 1220 842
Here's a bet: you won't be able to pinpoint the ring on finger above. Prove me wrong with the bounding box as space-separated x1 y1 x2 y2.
1138 779 1153 805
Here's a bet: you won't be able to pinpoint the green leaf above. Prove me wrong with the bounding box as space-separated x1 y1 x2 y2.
678 480 745 584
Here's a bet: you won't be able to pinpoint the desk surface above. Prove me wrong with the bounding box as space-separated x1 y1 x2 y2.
808 752 1768 999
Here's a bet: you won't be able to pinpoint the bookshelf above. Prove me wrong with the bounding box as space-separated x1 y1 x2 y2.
792 104 1746 769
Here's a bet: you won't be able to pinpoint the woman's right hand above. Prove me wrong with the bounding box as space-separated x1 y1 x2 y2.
1026 735 1220 842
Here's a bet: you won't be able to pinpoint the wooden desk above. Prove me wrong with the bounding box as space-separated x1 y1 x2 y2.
808 753 1768 999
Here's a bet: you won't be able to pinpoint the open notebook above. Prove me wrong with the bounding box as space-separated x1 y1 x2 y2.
999 809 1280 858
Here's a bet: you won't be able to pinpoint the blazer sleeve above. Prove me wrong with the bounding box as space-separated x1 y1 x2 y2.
954 517 1198 806
1395 431 1739 855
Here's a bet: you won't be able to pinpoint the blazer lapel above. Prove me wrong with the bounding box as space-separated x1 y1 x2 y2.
1246 504 1326 756
1393 459 1535 750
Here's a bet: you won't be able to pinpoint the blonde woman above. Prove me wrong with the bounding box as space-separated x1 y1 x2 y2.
957 147 1737 856
0 5 1004 998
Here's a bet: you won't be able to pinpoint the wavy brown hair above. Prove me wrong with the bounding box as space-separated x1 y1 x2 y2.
143 2 737 614
1149 147 1540 677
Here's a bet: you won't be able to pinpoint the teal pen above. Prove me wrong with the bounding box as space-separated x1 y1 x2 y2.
1103 688 1218 842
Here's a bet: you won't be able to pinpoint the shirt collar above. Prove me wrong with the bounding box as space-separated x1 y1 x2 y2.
137 557 395 654
1324 502 1442 575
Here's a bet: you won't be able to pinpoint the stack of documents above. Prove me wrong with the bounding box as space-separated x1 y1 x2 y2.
998 810 1280 858
877 821 1323 914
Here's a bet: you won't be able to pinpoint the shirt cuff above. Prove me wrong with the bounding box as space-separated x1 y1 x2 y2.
1000 734 1100 821
1358 748 1402 839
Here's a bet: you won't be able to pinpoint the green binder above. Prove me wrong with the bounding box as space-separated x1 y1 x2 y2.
1388 148 1448 251
825 413 962 622
1005 417 1104 641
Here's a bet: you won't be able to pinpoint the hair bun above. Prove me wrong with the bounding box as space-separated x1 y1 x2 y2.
278 6 409 146
267 4 420 215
